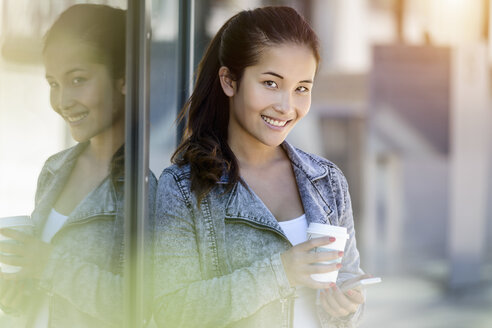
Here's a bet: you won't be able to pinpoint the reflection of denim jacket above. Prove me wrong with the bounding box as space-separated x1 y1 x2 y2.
12 143 155 328
154 141 364 328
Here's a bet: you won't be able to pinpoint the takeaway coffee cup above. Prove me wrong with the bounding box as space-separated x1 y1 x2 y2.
0 216 34 273
306 223 349 283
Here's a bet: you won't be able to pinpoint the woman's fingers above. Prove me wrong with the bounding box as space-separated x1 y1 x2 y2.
322 288 351 317
307 262 341 275
344 288 365 304
0 229 30 242
304 250 342 264
0 241 24 256
0 253 24 267
320 285 362 318
331 286 360 313
297 236 335 252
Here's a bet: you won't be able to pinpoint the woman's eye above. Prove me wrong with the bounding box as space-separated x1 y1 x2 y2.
263 80 278 88
72 77 86 85
297 86 309 93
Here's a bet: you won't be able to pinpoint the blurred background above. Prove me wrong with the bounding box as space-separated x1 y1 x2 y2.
1 0 491 327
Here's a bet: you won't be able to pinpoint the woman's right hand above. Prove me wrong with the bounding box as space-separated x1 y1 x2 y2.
280 236 343 289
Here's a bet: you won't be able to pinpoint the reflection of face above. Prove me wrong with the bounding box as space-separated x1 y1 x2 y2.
226 43 317 149
43 41 125 143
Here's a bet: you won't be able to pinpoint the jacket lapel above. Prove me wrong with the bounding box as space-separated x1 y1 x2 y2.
223 142 335 233
283 142 334 225
31 143 88 236
224 182 286 238
64 176 118 226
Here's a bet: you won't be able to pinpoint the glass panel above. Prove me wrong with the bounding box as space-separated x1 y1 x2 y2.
0 1 129 326
149 0 179 174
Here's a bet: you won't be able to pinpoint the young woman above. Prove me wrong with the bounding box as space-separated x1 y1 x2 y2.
154 6 367 328
0 4 155 327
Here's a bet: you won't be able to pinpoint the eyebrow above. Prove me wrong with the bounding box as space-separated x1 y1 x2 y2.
261 71 313 84
45 68 87 79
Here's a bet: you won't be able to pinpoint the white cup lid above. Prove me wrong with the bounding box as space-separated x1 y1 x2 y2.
307 222 349 239
0 216 33 228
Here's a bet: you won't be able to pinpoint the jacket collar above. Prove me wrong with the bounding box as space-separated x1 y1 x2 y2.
281 141 328 181
223 141 333 239
216 141 328 184
45 142 89 175
32 142 119 235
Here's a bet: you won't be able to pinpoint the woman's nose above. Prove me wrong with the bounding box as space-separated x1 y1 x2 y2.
57 87 76 112
273 92 293 113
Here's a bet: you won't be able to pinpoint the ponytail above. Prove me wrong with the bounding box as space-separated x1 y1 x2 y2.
172 17 239 202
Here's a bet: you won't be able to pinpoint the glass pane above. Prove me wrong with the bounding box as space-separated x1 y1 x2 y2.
149 0 179 174
0 1 129 326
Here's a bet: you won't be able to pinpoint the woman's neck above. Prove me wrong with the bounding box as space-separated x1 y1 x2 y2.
228 134 286 170
85 121 124 165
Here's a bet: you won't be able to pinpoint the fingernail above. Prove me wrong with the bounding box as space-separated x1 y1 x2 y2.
336 263 342 269
338 251 344 257
330 282 336 288
347 290 354 296
329 237 336 242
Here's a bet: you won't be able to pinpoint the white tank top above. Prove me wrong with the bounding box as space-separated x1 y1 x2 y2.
279 214 321 328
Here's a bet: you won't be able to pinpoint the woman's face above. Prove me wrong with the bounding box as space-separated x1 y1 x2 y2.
223 42 317 150
43 40 125 143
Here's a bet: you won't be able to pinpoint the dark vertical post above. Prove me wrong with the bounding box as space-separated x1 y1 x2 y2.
124 0 151 327
395 0 405 43
483 0 490 40
176 0 195 144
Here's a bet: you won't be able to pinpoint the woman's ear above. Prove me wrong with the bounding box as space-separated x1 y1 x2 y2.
218 66 236 97
116 78 126 96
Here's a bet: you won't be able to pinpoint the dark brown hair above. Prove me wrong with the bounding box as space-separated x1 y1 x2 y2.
172 6 320 201
44 4 126 182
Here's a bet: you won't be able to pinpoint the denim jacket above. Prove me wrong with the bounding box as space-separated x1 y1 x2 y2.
154 142 364 328
4 143 156 328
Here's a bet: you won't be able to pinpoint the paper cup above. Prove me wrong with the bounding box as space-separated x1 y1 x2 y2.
0 216 34 273
307 223 349 283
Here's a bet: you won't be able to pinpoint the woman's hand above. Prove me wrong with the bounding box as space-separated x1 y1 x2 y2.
320 274 370 318
0 228 53 280
280 236 343 289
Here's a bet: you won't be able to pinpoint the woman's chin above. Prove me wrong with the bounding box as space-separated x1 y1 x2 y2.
69 132 91 143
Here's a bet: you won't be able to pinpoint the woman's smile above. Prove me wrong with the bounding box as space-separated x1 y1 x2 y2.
260 115 291 128
64 111 89 124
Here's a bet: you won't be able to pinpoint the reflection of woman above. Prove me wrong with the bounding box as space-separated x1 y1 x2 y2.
0 4 155 327
154 6 366 328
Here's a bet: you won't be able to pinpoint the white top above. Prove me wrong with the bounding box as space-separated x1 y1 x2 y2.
279 215 321 328
31 209 69 328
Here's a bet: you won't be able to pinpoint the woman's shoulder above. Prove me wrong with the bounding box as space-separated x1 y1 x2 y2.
157 163 193 194
159 163 191 181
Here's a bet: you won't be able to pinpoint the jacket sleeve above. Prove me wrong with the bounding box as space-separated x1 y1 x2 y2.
37 248 124 326
317 168 365 328
34 172 158 327
153 171 295 328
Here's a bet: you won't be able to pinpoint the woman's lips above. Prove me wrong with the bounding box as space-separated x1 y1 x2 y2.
261 115 290 127
65 112 89 124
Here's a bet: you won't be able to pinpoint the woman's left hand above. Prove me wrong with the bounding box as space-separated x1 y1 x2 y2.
320 275 369 318
0 228 53 280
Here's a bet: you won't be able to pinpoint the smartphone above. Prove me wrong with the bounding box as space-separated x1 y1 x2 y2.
340 277 382 292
